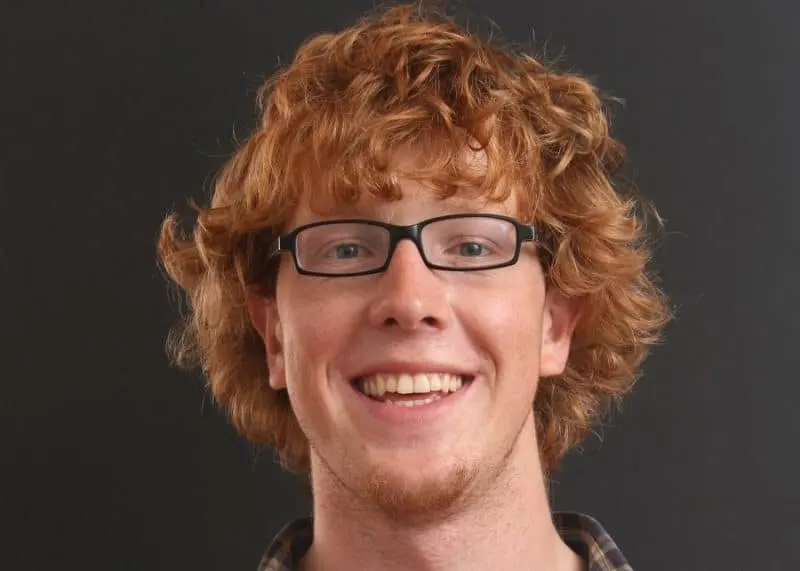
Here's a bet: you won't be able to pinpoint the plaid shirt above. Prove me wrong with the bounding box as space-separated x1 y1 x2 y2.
258 511 632 571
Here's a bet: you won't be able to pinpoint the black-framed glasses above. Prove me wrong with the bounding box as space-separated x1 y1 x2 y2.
268 213 537 277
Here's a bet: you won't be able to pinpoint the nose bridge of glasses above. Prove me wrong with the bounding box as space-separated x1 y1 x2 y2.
384 222 427 265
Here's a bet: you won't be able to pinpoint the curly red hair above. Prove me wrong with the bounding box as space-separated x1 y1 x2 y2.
158 4 670 474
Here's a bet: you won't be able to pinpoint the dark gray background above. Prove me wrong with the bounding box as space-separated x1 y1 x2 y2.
2 1 798 569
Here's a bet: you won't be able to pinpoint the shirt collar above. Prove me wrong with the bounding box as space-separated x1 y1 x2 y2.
258 511 632 571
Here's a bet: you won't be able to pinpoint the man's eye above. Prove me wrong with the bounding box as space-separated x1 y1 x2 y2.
457 242 488 257
333 243 362 259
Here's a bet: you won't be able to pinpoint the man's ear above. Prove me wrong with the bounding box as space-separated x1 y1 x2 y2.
539 290 584 378
246 290 286 390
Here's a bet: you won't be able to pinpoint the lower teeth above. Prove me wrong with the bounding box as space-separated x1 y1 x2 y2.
380 395 442 408
387 394 442 407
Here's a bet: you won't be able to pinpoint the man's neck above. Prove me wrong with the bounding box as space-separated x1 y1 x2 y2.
300 422 585 571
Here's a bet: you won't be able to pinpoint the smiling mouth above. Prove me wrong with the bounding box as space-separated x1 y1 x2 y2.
353 372 473 407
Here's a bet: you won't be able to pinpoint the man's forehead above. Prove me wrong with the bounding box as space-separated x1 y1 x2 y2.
295 179 517 222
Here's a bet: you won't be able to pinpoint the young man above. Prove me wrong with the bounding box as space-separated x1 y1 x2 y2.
159 4 669 570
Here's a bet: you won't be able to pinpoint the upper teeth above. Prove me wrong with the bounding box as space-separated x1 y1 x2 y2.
359 373 464 397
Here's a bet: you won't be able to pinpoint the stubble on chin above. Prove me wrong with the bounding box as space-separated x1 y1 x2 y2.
363 462 478 525
311 410 533 527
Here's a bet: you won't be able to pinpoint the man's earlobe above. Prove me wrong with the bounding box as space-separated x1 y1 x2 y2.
539 291 584 378
245 290 287 390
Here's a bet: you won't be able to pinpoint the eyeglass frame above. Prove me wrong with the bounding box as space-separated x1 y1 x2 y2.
267 213 538 278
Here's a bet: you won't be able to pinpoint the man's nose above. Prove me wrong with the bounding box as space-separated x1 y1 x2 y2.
367 239 452 331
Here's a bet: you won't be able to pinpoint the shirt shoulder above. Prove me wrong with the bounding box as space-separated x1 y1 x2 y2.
553 511 633 571
257 518 313 571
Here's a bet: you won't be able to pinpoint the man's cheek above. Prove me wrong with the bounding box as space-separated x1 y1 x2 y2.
485 300 538 339
286 304 346 346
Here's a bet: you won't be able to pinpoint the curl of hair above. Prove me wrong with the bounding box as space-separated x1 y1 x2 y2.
158 4 670 475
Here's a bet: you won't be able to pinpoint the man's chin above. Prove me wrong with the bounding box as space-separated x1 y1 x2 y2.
362 463 478 525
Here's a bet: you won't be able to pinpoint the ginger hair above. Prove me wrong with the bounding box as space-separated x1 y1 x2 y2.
158 3 670 474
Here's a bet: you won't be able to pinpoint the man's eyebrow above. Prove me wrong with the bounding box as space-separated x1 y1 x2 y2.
311 207 378 220
307 199 397 221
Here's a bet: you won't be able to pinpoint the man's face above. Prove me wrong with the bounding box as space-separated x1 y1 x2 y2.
249 163 577 522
